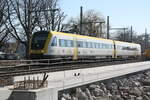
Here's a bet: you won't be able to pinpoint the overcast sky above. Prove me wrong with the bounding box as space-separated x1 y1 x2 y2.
60 0 150 34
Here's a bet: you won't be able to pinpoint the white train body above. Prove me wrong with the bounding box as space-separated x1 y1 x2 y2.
30 31 141 59
115 41 141 58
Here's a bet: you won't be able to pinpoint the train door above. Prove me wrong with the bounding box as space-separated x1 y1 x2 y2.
113 40 117 58
73 37 78 60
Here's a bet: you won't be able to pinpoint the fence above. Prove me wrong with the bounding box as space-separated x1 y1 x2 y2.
14 77 48 89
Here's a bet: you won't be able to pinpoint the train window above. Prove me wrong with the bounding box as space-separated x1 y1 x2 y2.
71 40 74 47
99 43 102 49
117 45 121 50
100 43 102 49
31 31 49 50
51 37 57 46
95 43 97 48
105 44 107 49
106 44 109 49
102 43 105 49
95 43 99 48
67 40 73 47
101 43 103 49
129 47 138 51
104 44 106 49
120 46 122 49
110 44 112 49
83 42 86 48
89 42 93 48
97 43 100 49
108 44 110 49
88 42 91 48
77 41 83 48
59 39 66 47
103 44 106 49
77 41 80 47
109 44 112 49
107 44 109 49
105 44 108 49
90 42 93 48
81 41 83 47
94 43 96 48
117 45 119 49
85 42 88 48
111 44 113 49
93 43 95 48
99 43 101 49
134 47 138 51
92 43 94 48
122 46 130 50
121 46 124 50
64 40 68 47
109 44 111 49
86 42 89 48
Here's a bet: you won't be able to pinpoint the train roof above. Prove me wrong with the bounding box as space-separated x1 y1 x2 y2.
50 31 140 45
114 40 140 45
51 31 113 42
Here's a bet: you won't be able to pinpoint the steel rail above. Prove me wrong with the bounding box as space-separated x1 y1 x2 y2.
0 59 141 77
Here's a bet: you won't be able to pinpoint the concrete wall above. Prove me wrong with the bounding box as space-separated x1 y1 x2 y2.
14 61 150 90
8 91 36 100
7 88 58 100
0 87 12 100
4 61 150 100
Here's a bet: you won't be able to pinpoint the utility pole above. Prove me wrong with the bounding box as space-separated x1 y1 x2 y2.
123 28 126 41
80 6 83 34
107 16 110 39
131 26 133 42
144 28 147 50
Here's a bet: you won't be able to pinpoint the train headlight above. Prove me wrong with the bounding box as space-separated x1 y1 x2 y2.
41 50 44 53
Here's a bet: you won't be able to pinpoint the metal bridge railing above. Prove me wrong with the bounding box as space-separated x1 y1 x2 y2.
14 76 48 90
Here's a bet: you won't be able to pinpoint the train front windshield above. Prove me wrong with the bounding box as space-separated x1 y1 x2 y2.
31 31 49 50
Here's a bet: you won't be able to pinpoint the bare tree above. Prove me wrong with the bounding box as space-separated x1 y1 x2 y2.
114 28 137 42
62 10 106 37
0 0 11 50
115 28 150 52
34 0 66 31
5 0 65 58
135 34 150 52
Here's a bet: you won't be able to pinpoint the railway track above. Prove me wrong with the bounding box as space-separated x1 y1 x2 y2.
0 58 143 77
